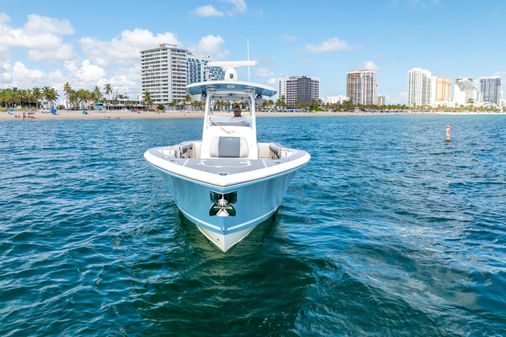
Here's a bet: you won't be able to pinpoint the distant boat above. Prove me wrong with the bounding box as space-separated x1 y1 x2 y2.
144 61 310 252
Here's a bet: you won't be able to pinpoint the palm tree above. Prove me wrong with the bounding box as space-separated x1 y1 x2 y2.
275 96 286 109
143 91 153 111
42 86 58 109
92 86 103 109
169 99 179 111
76 89 92 110
32 88 43 110
63 82 73 109
104 83 113 110
184 94 192 111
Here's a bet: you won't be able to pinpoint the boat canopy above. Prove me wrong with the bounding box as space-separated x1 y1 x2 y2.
187 80 276 98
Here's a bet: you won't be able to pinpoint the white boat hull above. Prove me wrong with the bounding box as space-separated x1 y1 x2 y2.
163 170 296 252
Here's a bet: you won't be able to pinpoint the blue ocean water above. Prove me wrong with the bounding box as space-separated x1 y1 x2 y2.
0 115 505 336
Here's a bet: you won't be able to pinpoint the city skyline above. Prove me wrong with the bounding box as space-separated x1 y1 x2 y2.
0 0 505 103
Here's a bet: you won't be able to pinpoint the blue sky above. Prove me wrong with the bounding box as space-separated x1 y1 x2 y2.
0 0 505 103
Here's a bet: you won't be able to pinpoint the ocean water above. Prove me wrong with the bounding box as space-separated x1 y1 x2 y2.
1 115 505 336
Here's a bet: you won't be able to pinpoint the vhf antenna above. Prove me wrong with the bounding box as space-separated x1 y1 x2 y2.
247 38 251 82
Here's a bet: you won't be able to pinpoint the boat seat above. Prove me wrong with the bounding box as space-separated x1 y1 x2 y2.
210 136 249 158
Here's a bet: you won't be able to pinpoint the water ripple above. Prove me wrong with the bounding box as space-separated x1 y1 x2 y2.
1 116 505 336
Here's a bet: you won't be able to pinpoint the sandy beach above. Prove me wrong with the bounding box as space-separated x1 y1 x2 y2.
0 109 504 121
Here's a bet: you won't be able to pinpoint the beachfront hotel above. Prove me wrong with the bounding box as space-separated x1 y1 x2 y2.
278 76 320 106
346 69 377 105
140 44 224 105
407 68 433 106
480 76 501 106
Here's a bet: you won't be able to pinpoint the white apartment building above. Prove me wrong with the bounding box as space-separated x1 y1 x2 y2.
141 44 188 104
141 44 224 105
407 68 433 106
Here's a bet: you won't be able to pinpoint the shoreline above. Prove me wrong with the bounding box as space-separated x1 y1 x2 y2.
0 109 504 121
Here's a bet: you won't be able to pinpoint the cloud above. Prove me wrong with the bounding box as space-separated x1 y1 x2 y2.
363 60 379 71
192 5 224 17
256 67 274 78
0 12 75 60
222 0 247 15
75 60 105 83
80 28 180 66
0 61 46 87
192 0 247 17
24 14 74 35
280 34 297 42
194 34 228 58
267 77 276 85
28 43 75 61
303 37 351 53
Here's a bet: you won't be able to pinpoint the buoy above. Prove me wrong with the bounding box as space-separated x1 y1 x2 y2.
446 125 451 142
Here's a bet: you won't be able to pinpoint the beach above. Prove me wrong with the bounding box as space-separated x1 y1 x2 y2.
1 109 504 121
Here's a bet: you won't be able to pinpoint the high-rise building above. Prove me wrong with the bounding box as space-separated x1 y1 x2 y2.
141 44 188 104
480 76 501 105
434 76 453 104
187 53 225 84
454 77 480 105
377 96 385 105
141 44 224 105
346 69 377 105
278 76 287 102
278 76 319 106
407 68 433 106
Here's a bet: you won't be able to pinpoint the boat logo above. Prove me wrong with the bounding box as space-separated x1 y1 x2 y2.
209 191 237 217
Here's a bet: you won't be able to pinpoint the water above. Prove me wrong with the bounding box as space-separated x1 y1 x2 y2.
1 115 505 336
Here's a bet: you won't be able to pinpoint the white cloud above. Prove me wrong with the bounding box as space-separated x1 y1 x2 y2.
0 62 12 83
267 77 276 85
222 0 247 14
75 60 105 83
0 61 46 87
256 67 274 78
195 34 228 58
363 60 379 71
0 12 75 60
280 34 297 42
80 28 180 66
192 0 247 17
192 5 224 17
24 14 74 35
28 43 75 61
303 37 351 53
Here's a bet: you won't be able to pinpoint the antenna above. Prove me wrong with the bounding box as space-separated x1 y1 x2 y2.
247 39 251 82
208 61 256 81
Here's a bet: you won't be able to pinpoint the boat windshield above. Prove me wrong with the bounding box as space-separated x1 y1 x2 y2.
210 115 252 127
208 100 253 127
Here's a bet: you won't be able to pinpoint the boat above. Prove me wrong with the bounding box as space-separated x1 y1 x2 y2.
144 61 310 252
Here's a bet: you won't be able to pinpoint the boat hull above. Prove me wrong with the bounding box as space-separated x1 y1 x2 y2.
164 170 296 252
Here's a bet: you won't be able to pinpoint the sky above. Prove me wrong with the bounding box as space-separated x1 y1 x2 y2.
0 0 505 103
